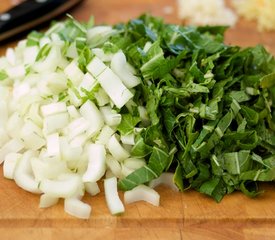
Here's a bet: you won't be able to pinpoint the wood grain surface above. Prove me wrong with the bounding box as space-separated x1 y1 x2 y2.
1 0 275 239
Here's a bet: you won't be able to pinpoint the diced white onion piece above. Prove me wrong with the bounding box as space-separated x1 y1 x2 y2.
78 73 97 97
41 102 67 117
100 105 121 126
39 174 82 198
3 153 22 179
149 172 179 191
123 158 146 170
39 194 59 208
79 100 104 137
46 133 60 157
64 60 84 86
85 182 100 196
43 112 69 135
121 134 135 145
95 125 115 145
107 135 130 162
64 198 91 219
82 144 106 182
14 150 41 194
111 51 140 88
67 105 80 119
104 177 125 215
106 154 122 178
0 138 25 164
124 185 160 206
87 57 133 108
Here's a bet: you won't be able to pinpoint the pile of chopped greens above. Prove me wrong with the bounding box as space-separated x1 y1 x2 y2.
2 14 275 207
110 15 275 202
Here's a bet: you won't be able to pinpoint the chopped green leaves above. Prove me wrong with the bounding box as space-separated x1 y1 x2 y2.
112 14 275 201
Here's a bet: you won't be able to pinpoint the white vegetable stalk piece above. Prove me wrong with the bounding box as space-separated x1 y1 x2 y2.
46 133 60 157
104 177 125 215
13 150 42 194
43 112 69 135
123 158 146 170
64 60 84 86
0 128 10 148
30 157 68 181
64 198 91 219
79 100 104 137
149 172 179 192
0 100 8 127
82 144 106 183
84 182 100 196
92 48 113 62
121 134 135 145
106 154 122 179
0 138 25 164
87 26 117 47
39 194 59 208
3 153 22 179
87 56 133 108
32 45 62 73
67 88 82 107
67 105 80 119
39 174 82 198
95 125 115 145
59 137 83 162
40 102 67 117
20 120 45 151
67 117 91 141
100 105 121 126
78 72 97 97
107 134 130 162
111 50 140 88
124 185 160 207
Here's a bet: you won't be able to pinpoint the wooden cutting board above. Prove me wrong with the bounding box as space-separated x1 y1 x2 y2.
1 1 275 239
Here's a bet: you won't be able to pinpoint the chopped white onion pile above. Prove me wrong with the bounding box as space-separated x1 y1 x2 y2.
0 19 175 219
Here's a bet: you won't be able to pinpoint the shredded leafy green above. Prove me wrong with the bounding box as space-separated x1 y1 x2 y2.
109 14 275 202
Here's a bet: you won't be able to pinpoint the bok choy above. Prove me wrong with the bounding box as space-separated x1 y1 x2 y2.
1 14 275 220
